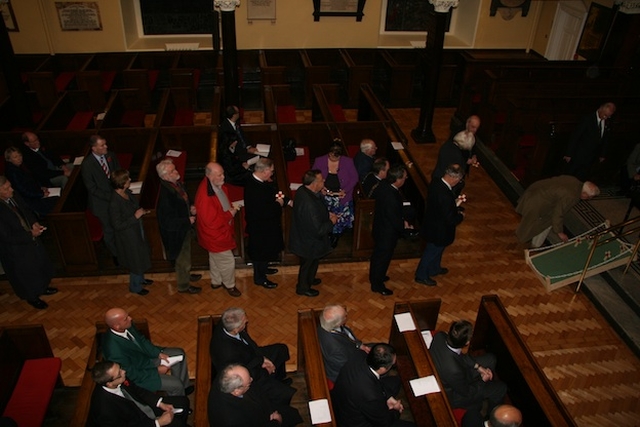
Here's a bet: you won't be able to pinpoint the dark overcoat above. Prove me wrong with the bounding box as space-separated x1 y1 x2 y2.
244 174 286 262
288 186 333 259
421 178 464 247
156 180 191 261
108 189 151 275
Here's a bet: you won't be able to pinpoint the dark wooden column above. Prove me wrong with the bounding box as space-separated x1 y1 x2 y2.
218 3 239 107
411 3 448 144
0 14 32 128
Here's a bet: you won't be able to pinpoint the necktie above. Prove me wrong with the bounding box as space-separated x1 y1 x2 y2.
599 119 604 137
121 386 156 419
100 156 110 177
7 198 30 230
126 330 142 348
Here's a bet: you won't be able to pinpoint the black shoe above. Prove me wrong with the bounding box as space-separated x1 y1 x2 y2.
184 385 195 396
211 284 223 289
43 287 58 295
281 378 293 386
255 280 278 289
189 274 203 282
142 279 154 286
383 276 390 282
178 285 202 294
415 277 437 286
296 289 319 297
433 268 449 276
312 278 322 286
27 298 48 309
266 268 279 275
373 287 393 296
135 289 149 296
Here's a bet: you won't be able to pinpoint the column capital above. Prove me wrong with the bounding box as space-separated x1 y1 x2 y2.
429 0 459 13
214 0 240 12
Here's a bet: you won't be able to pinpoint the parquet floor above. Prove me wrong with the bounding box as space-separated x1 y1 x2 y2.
1 108 640 427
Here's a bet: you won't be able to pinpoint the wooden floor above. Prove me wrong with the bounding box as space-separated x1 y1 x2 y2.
2 108 640 427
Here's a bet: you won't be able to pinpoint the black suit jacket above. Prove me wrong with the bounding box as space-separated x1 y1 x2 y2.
210 322 267 379
89 380 188 427
244 174 287 261
208 386 279 427
288 186 333 259
156 180 192 261
422 178 463 247
564 111 612 179
21 146 65 187
218 119 253 185
372 181 404 246
81 151 121 217
317 325 363 382
429 332 482 408
331 352 399 427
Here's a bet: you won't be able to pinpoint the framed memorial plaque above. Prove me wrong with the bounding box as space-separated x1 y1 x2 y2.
247 0 276 21
0 0 18 32
312 0 366 21
55 2 103 31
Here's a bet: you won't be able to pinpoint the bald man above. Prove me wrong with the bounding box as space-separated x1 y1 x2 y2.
487 404 522 427
101 308 191 396
194 162 241 297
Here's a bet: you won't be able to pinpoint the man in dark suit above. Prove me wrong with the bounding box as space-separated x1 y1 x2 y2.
414 164 465 286
218 105 257 186
89 360 189 427
81 134 121 257
563 102 616 181
288 169 337 297
102 308 191 396
244 158 290 289
21 131 72 188
369 165 409 296
156 159 202 294
331 343 414 427
209 307 295 406
430 321 507 427
208 364 302 427
354 139 378 181
362 157 389 199
0 176 57 310
317 304 371 382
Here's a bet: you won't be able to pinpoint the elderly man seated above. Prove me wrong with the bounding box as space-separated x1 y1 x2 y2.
102 307 192 396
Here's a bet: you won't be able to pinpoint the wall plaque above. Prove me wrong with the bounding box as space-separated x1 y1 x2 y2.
55 2 102 31
0 0 18 32
248 0 276 21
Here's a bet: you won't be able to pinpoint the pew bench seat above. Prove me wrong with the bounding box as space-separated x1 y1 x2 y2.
66 111 94 130
2 357 62 427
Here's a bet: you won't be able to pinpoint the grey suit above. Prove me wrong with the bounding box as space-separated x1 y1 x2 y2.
81 151 120 255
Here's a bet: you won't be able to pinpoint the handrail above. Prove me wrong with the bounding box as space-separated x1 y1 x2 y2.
575 215 640 293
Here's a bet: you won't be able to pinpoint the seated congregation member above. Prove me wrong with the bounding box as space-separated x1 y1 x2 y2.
362 157 389 199
0 176 56 310
244 158 290 289
21 131 72 188
81 135 121 258
156 159 202 295
317 304 371 383
354 138 378 181
210 307 295 406
488 404 522 427
312 140 358 247
332 343 414 427
102 307 192 396
430 320 507 427
218 105 257 186
89 360 189 427
4 146 58 217
208 364 302 427
109 169 153 295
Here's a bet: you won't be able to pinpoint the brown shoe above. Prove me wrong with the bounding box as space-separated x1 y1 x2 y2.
225 286 241 297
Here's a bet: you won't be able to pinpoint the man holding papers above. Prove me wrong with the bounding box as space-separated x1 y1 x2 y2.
102 308 192 396
332 343 414 427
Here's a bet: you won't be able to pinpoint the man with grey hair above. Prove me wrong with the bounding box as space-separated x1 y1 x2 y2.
194 162 241 297
318 304 371 382
516 175 600 247
207 364 302 426
415 164 466 286
156 159 202 294
209 307 295 405
354 138 378 180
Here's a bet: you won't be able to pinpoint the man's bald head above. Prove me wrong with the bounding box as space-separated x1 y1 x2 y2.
105 308 131 332
488 404 522 427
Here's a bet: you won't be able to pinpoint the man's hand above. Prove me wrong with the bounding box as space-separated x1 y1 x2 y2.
477 366 493 382
157 410 174 426
563 156 571 163
557 232 569 242
269 411 282 423
158 402 174 412
157 365 169 375
31 223 46 237
275 197 284 206
329 213 338 224
247 147 258 154
262 357 276 375
386 397 404 412
190 205 197 216
159 353 170 361
359 344 371 354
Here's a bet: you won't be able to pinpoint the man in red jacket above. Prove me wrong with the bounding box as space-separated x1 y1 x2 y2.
194 162 241 297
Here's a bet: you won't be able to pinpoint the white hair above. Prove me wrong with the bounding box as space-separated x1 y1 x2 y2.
453 131 475 151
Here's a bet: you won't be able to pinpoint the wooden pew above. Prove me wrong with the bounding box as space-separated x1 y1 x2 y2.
259 49 303 87
470 295 577 426
100 89 148 129
155 88 197 127
123 52 179 109
263 84 298 124
300 49 344 108
378 49 418 107
70 320 150 427
389 300 459 427
76 53 136 111
27 54 93 111
340 49 376 108
194 315 221 427
311 84 346 122
37 90 100 132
